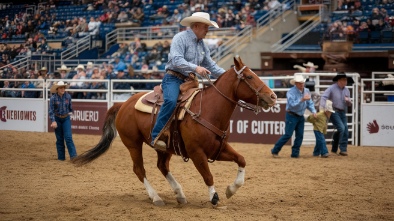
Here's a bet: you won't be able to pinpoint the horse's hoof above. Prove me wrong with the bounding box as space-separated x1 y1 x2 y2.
211 192 219 206
176 197 187 204
226 186 234 199
153 200 165 206
153 196 165 206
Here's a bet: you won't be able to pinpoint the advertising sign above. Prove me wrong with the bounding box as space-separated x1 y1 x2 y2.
361 104 394 147
228 103 288 144
0 99 45 132
48 102 107 135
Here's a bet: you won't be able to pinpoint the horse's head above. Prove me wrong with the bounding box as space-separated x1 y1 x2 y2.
232 56 277 110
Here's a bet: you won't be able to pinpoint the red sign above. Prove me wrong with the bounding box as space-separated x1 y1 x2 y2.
228 103 289 144
48 102 108 135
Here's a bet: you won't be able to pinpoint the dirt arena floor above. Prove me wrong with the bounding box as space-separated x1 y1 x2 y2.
0 131 393 221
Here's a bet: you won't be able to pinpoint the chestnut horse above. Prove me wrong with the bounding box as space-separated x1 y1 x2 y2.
72 57 277 207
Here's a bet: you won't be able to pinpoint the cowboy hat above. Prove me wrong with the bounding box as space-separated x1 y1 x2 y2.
74 64 85 71
40 67 47 71
86 62 93 69
57 65 71 71
180 12 219 28
290 74 306 85
303 61 318 68
50 81 69 93
325 100 335 113
333 72 355 85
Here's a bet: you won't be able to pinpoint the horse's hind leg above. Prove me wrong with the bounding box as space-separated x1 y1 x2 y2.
157 152 187 204
216 143 246 199
125 143 165 206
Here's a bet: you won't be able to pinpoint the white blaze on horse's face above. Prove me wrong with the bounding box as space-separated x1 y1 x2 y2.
245 68 277 110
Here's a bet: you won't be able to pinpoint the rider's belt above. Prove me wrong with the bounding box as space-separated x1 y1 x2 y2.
287 111 302 117
55 114 69 118
166 70 187 81
333 107 344 112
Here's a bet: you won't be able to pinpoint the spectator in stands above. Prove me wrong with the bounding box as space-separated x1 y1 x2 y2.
145 47 161 66
22 78 38 98
320 72 354 156
85 62 94 78
128 65 145 90
86 72 103 99
1 80 12 97
88 17 100 36
129 7 144 27
142 69 156 90
112 43 129 58
375 19 390 31
57 65 71 79
117 11 129 23
366 19 376 31
37 38 50 54
113 57 127 72
268 0 281 10
49 81 77 161
112 68 131 100
180 3 191 20
271 74 317 158
370 8 384 26
36 67 49 95
168 9 182 26
9 73 23 98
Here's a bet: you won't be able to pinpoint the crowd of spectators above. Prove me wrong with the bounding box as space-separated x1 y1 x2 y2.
0 61 162 99
328 0 394 42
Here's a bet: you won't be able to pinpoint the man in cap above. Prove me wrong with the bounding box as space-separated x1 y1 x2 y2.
320 72 354 156
150 12 225 151
271 74 317 158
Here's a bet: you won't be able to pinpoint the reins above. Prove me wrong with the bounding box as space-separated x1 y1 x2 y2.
205 66 265 114
183 65 267 163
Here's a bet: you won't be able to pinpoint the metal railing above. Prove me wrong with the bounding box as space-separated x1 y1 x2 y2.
105 26 180 51
256 0 296 30
271 10 326 52
211 25 253 62
61 35 92 60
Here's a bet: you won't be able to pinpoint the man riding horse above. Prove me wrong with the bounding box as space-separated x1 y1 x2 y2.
150 12 226 152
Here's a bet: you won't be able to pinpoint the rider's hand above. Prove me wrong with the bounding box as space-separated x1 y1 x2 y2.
195 66 211 78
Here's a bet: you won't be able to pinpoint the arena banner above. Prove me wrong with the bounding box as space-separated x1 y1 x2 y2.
0 99 45 132
47 102 107 135
228 103 288 144
361 104 394 147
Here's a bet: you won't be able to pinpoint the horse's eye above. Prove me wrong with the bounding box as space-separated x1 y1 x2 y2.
246 75 253 80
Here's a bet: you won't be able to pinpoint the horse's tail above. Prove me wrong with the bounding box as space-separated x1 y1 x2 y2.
72 102 123 166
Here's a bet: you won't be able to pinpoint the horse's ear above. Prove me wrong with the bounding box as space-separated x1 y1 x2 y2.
233 56 241 69
238 56 244 66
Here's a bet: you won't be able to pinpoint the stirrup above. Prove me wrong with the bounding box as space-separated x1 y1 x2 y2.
151 138 167 152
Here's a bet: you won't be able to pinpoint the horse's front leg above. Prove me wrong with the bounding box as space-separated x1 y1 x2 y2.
189 150 220 206
157 152 187 204
217 143 246 199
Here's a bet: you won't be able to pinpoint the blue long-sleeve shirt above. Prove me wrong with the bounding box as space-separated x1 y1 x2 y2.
49 93 73 122
320 83 350 111
286 86 316 116
165 29 225 78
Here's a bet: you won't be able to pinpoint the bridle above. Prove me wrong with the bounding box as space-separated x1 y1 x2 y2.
205 65 267 114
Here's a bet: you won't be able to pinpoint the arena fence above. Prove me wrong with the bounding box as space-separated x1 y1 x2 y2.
1 73 375 147
360 72 394 147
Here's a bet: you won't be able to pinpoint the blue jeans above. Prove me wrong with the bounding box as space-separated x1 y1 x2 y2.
330 110 348 153
313 130 329 156
151 74 184 141
54 116 77 160
271 112 305 157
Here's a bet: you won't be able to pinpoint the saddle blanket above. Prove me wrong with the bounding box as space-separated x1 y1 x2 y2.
135 90 200 120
